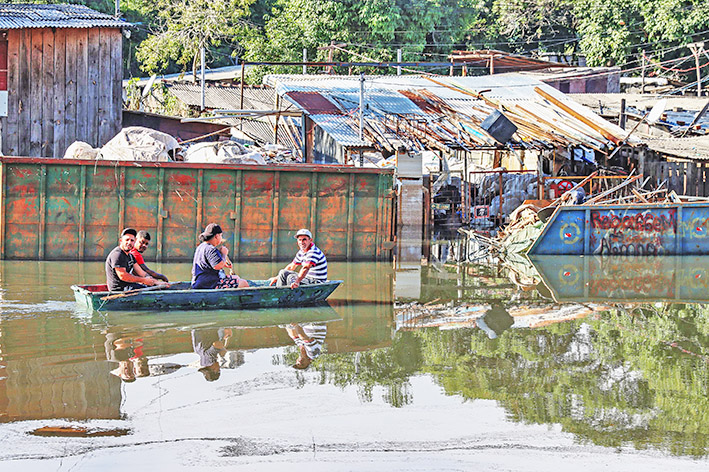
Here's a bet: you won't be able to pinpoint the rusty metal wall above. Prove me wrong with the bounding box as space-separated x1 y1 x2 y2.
0 158 395 262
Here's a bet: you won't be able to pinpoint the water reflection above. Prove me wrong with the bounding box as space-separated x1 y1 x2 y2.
2 255 709 461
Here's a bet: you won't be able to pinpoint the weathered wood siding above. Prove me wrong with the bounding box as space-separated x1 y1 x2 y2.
2 27 122 157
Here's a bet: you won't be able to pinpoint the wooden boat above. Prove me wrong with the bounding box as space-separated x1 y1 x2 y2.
527 202 709 256
71 280 343 312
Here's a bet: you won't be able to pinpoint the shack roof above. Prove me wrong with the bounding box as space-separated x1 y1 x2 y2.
448 50 571 73
0 3 130 29
164 83 295 112
264 74 634 153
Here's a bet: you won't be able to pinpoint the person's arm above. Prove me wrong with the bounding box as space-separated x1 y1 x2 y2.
211 246 230 271
115 267 157 286
289 263 313 289
139 263 169 282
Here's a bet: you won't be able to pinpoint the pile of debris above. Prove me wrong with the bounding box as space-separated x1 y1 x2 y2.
64 126 302 165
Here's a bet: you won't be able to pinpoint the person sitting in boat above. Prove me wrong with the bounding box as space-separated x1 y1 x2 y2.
191 223 249 289
269 229 327 289
105 228 161 292
285 322 327 369
130 230 169 282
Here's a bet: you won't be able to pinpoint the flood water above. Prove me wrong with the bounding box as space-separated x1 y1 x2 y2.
2 246 709 470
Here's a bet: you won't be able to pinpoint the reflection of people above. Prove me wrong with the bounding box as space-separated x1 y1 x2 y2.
105 228 159 291
191 328 232 381
269 229 327 289
130 230 169 282
476 303 514 339
104 333 150 382
285 323 327 369
191 224 249 289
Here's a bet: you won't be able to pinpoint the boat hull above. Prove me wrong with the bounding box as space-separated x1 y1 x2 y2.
72 280 343 312
527 203 709 256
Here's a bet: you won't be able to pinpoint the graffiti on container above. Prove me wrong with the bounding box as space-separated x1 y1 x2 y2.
589 209 677 255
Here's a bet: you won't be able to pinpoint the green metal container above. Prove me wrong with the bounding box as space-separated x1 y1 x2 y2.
0 158 395 261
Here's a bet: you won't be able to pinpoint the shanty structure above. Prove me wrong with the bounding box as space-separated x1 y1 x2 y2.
263 74 635 166
448 50 572 75
0 3 129 157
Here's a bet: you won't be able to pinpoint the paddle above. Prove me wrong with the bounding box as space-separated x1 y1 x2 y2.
101 283 170 301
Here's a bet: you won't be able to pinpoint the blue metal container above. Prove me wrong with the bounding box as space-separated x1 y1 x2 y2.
527 203 709 256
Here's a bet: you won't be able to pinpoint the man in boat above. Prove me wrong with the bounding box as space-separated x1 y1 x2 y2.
285 322 327 369
130 230 169 282
191 223 249 289
269 229 327 289
105 228 160 291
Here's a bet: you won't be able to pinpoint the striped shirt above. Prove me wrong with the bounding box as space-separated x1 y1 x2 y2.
293 244 328 281
293 323 327 359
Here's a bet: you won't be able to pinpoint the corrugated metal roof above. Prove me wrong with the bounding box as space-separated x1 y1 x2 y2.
264 74 633 151
165 83 295 112
0 4 130 29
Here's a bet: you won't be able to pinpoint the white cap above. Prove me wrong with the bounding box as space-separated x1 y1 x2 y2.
294 229 313 239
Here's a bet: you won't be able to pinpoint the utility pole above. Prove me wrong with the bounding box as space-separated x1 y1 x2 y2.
641 50 646 94
359 72 365 145
397 48 402 76
302 48 307 74
200 47 205 111
689 42 705 97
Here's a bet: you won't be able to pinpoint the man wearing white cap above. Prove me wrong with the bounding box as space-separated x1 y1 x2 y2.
269 229 328 289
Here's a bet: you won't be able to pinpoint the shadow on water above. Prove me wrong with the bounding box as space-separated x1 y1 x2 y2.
2 253 709 458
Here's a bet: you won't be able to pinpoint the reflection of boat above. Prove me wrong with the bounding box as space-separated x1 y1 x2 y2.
89 303 342 331
72 280 343 312
528 203 709 256
530 255 709 303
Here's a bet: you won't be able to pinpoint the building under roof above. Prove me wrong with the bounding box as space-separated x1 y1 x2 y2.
264 74 634 165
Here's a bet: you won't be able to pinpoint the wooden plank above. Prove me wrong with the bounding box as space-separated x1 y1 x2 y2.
109 30 122 140
53 28 66 158
30 28 43 156
685 162 696 196
87 28 100 147
703 164 709 197
5 30 19 155
63 29 77 153
42 28 54 157
97 28 111 146
346 173 354 259
38 165 46 259
75 29 89 145
79 165 86 259
271 171 280 259
17 29 31 156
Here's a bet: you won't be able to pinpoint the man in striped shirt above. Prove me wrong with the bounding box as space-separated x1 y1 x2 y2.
269 228 327 289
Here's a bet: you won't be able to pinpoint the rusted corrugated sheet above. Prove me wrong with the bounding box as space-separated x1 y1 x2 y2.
285 91 342 115
0 4 130 29
0 158 395 262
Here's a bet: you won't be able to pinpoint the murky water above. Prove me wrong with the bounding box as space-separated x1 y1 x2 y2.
2 247 709 469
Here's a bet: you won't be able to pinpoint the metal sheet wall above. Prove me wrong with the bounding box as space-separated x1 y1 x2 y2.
0 158 395 262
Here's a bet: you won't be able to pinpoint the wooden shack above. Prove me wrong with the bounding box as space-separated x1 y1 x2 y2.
0 3 128 158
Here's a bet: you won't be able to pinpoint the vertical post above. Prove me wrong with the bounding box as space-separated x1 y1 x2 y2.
619 98 626 129
688 42 704 97
239 61 245 130
498 170 503 225
302 48 307 75
463 152 468 224
115 0 120 16
233 169 242 260
359 72 365 142
200 47 205 111
641 50 646 94
490 55 495 75
0 163 5 259
273 94 280 143
397 48 402 76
